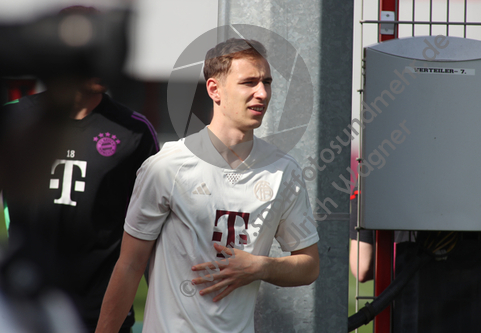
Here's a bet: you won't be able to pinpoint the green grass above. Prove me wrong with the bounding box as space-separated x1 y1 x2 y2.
134 275 148 322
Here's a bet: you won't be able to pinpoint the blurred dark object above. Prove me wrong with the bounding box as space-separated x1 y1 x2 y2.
0 83 75 202
392 235 481 333
0 244 86 333
0 8 131 333
4 77 37 101
0 9 129 83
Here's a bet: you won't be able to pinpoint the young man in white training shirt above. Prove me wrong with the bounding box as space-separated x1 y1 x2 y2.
96 38 320 333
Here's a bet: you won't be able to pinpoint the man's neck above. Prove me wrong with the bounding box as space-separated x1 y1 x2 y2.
207 124 254 168
71 92 103 120
208 121 253 146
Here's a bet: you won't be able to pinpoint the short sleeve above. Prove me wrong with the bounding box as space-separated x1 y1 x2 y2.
274 166 320 252
124 152 172 241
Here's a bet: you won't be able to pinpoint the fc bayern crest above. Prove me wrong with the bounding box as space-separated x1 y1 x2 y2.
254 180 273 201
93 132 121 157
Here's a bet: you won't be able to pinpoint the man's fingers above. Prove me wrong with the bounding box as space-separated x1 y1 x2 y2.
212 285 236 302
198 279 232 298
192 269 221 284
190 243 241 288
192 260 219 271
192 246 235 273
213 242 235 256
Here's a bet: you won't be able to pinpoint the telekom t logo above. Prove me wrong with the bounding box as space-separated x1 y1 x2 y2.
49 159 87 206
212 210 250 257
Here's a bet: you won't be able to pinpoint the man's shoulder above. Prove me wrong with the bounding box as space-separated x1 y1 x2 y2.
3 92 43 110
159 139 187 155
101 93 133 113
1 93 45 130
145 138 194 169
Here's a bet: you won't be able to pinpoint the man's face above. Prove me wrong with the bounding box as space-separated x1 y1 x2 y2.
217 57 272 131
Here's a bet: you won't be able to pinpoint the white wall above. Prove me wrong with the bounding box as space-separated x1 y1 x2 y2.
125 0 218 80
0 0 218 80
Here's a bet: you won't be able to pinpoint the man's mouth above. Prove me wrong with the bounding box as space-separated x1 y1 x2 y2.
248 106 266 112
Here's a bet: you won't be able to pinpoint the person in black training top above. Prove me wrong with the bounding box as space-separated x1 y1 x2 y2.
1 8 159 331
3 79 159 333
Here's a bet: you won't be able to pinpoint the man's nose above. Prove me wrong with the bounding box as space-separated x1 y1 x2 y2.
255 83 269 99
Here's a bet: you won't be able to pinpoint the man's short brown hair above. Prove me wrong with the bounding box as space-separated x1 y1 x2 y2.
203 38 267 81
59 5 100 15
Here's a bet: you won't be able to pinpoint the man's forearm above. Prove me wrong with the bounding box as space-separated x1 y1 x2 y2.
349 239 374 282
95 232 154 333
192 243 319 301
95 260 144 333
261 244 319 287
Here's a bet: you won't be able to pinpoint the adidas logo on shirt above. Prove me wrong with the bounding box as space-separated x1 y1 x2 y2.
192 183 211 195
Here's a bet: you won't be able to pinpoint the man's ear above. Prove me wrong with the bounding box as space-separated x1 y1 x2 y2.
206 78 221 103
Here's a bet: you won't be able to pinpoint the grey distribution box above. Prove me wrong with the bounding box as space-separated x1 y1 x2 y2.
360 36 481 231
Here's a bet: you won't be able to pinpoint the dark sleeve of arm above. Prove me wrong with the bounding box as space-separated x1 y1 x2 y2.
132 114 160 167
138 114 160 156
